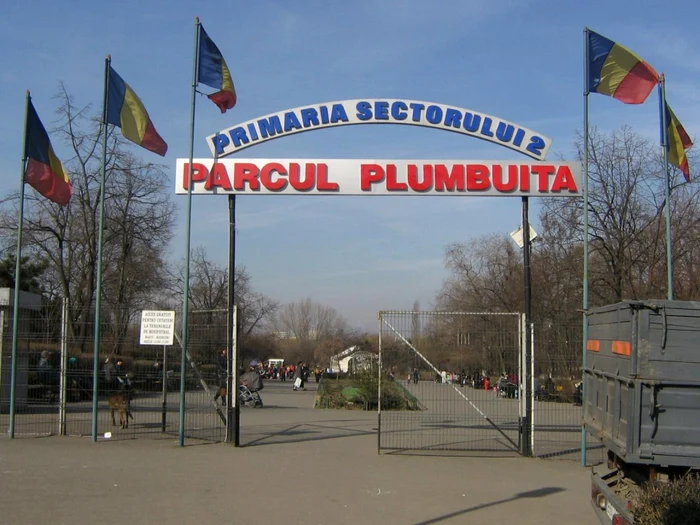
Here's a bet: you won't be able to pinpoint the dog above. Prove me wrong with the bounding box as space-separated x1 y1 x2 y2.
108 391 133 429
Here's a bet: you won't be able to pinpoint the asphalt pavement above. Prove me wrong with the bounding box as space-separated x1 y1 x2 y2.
0 380 598 524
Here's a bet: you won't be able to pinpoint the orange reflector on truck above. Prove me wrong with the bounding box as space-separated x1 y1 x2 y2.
613 514 631 525
612 341 631 356
587 339 600 352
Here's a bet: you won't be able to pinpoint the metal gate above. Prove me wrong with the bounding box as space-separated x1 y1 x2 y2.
378 311 524 455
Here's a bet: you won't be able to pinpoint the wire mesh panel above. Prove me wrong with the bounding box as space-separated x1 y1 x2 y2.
178 307 227 443
532 321 603 465
0 293 60 437
1 299 228 442
378 311 522 455
78 307 227 442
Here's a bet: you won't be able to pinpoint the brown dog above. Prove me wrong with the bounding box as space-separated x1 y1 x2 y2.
108 392 133 429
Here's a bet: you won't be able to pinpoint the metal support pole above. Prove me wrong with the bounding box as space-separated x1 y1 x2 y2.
9 91 31 439
161 345 167 432
377 312 382 455
659 77 674 300
581 27 591 467
521 196 533 458
232 306 240 446
91 56 111 442
530 322 535 453
179 17 201 447
518 313 526 452
58 297 69 435
226 194 237 444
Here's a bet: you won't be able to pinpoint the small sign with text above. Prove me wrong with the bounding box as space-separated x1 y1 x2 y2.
139 310 175 346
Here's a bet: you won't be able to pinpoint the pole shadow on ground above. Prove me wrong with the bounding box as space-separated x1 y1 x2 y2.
412 487 566 525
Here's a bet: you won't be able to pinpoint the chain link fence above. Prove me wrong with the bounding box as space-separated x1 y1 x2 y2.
0 296 229 443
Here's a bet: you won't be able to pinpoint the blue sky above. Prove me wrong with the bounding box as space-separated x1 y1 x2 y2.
1 0 699 332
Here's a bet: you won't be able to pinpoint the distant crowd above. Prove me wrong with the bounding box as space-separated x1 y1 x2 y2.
215 351 325 393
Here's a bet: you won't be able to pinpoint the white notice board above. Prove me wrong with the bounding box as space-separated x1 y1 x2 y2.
139 310 175 346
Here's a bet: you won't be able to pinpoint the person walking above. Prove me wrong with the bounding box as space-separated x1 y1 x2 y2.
103 358 118 393
293 361 306 391
115 358 131 392
216 349 227 391
38 351 59 388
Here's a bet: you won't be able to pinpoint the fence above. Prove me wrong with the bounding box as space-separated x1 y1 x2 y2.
531 320 603 463
0 298 230 443
377 310 603 463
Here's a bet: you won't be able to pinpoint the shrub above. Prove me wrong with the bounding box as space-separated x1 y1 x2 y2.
634 475 700 525
315 373 424 410
315 379 354 409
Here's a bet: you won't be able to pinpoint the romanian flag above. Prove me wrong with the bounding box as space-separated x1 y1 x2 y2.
107 66 168 156
664 102 693 182
198 25 237 113
587 30 659 104
25 100 72 206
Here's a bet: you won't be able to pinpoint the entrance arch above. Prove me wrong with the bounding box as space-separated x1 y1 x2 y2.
177 97 581 453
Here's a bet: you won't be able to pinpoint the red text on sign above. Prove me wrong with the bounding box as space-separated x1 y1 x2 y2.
182 162 338 192
359 163 577 193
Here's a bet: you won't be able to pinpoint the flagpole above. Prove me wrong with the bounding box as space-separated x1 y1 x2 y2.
658 75 673 300
91 55 111 442
581 27 591 467
9 91 31 438
179 16 201 447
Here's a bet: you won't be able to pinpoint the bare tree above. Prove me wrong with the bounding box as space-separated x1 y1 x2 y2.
100 152 175 353
275 298 347 362
543 126 700 303
187 246 228 311
165 246 279 349
534 126 700 374
436 235 522 313
435 126 700 377
0 85 175 352
531 210 586 376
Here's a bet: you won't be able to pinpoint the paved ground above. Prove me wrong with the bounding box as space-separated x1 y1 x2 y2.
383 380 600 460
0 380 599 524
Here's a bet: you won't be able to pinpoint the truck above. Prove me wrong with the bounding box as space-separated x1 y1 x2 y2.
583 300 700 524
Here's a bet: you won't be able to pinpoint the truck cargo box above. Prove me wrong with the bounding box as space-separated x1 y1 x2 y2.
583 300 700 467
